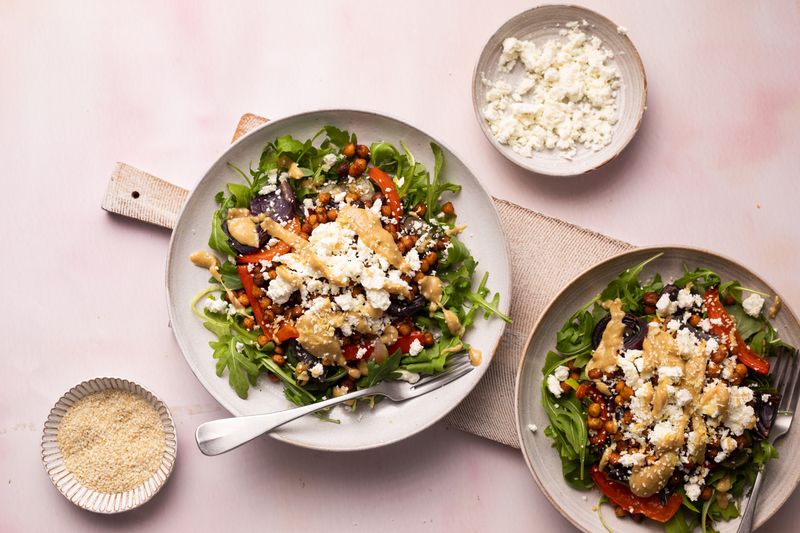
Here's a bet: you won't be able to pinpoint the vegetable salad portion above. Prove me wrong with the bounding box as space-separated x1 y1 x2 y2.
191 126 510 415
541 255 795 532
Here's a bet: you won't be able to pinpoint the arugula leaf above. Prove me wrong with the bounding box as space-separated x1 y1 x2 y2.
208 208 236 257
322 125 350 148
556 307 596 357
726 303 763 340
674 266 721 292
364 350 404 387
598 253 662 312
214 261 243 290
275 135 304 155
209 337 260 399
665 508 697 533
227 182 252 208
369 141 400 171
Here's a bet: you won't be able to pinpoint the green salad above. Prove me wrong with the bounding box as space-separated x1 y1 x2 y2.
189 125 510 416
540 254 796 532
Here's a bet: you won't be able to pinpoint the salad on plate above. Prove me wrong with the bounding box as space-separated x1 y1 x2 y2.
189 126 510 416
541 254 796 531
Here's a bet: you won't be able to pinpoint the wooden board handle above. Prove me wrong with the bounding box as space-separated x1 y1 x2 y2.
102 113 269 230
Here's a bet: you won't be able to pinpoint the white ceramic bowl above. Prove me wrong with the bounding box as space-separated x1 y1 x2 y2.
166 109 511 451
41 377 177 513
515 246 800 531
473 5 647 176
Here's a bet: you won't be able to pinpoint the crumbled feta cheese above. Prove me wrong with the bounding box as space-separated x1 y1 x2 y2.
408 339 424 356
649 421 675 447
546 374 563 397
395 369 420 383
724 386 756 435
355 346 368 359
619 452 646 467
310 363 324 378
684 483 701 501
698 318 712 332
553 365 570 381
675 328 698 356
205 298 229 314
677 288 696 309
235 342 244 353
656 293 678 317
482 25 621 159
742 293 765 317
266 275 296 305
675 388 693 407
366 289 391 311
666 319 680 332
405 248 421 272
528 424 538 433
320 153 338 172
705 337 720 356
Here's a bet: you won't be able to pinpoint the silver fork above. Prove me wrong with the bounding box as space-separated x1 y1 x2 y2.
195 358 475 456
737 352 800 532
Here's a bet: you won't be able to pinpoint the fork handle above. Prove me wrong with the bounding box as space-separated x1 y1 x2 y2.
737 467 766 532
195 388 375 456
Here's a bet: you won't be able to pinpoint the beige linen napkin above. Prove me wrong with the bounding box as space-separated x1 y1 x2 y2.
103 114 633 448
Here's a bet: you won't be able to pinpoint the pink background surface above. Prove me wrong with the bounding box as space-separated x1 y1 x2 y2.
2 1 799 531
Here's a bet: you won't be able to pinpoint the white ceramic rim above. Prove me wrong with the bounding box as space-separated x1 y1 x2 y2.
471 4 648 176
514 245 800 531
41 377 178 514
165 108 511 451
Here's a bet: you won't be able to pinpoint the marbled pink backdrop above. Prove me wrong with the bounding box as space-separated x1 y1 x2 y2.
1 1 798 531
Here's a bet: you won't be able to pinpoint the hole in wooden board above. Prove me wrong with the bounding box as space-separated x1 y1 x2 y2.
131 191 140 199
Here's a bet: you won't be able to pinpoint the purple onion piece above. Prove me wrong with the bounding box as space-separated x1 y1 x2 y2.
387 295 426 318
591 314 647 351
250 190 295 223
755 393 780 439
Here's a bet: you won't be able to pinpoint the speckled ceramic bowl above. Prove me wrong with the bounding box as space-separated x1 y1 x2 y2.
41 377 177 513
473 5 647 176
516 246 800 532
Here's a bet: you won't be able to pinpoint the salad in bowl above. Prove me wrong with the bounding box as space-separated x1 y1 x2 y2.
540 254 796 531
189 125 510 415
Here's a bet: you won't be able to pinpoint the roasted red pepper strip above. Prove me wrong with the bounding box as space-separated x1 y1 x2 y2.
703 288 770 375
236 265 270 339
343 332 427 361
367 167 403 219
236 218 301 264
590 466 682 523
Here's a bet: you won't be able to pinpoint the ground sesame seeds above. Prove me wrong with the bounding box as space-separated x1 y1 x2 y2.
56 389 165 493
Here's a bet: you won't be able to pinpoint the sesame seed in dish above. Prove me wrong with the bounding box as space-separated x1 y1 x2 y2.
56 389 165 494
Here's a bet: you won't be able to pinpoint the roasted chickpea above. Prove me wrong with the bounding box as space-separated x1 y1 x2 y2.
609 452 621 465
587 403 602 417
272 354 285 365
587 417 603 430
381 205 392 217
615 381 626 393
560 381 572 393
327 209 338 221
643 305 657 315
336 161 350 177
343 143 356 158
268 269 277 280
604 420 617 434
614 395 625 406
422 332 435 346
689 314 702 327
643 291 659 307
344 192 360 204
237 294 250 307
707 361 721 377
710 350 727 364
277 155 292 169
413 203 427 216
242 317 255 330
273 345 284 355
318 192 332 204
570 371 580 381
257 335 269 347
441 201 455 216
355 144 370 159
308 214 318 226
614 506 627 518
620 386 634 400
587 368 602 380
623 411 634 424
700 487 713 501
397 323 412 336
301 222 313 234
349 158 367 177
735 363 748 378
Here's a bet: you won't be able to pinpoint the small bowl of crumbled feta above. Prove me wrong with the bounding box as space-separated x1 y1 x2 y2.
473 5 646 176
